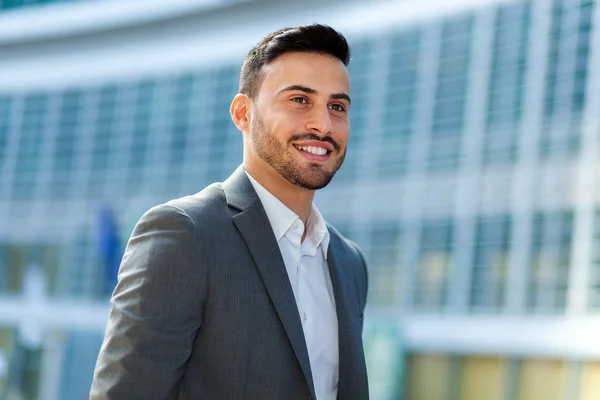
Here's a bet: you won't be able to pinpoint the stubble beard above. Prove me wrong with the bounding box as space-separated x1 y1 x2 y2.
250 113 346 190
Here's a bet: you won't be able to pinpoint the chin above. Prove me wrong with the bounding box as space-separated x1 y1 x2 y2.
293 168 336 190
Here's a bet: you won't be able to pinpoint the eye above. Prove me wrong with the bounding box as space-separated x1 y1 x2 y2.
329 103 346 112
291 97 308 104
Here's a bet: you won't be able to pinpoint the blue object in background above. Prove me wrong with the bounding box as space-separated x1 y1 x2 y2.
96 206 122 295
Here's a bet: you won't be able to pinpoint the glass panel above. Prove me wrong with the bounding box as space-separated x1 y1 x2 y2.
88 85 120 199
588 210 600 310
378 29 420 177
0 96 11 176
541 0 593 158
59 331 104 400
335 38 372 182
4 330 43 400
405 354 452 400
429 14 473 171
50 89 83 199
166 73 195 196
180 71 212 194
485 1 530 165
367 221 401 307
471 216 511 310
3 244 27 294
528 211 573 312
127 79 155 196
518 359 566 400
64 231 96 298
460 356 506 400
579 362 600 400
12 93 48 201
415 220 453 309
205 66 239 183
0 328 16 396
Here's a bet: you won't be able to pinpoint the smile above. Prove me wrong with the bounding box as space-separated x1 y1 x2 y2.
293 144 332 162
293 145 329 155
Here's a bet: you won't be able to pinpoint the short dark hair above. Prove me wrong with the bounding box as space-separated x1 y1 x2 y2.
239 24 350 99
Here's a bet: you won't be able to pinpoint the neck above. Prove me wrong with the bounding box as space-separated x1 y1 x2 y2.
243 158 315 226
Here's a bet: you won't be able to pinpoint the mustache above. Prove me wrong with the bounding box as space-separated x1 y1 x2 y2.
288 133 341 152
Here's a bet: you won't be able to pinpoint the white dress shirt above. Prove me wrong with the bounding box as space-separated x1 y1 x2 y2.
245 171 339 400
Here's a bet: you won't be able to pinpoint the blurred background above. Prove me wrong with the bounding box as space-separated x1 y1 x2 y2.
0 0 599 399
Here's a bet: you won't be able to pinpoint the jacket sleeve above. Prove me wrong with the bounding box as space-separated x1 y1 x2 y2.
90 204 207 399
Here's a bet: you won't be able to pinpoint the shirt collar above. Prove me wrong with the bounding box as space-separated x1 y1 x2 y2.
245 170 330 259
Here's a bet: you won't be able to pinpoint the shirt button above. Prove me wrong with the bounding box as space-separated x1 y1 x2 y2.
293 221 299 231
303 312 307 322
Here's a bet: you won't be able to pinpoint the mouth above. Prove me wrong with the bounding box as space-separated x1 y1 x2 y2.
293 144 332 162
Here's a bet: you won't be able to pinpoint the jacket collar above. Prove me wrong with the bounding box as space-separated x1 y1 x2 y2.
222 165 317 399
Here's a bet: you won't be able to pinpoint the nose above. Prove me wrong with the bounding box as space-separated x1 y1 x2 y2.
306 105 334 136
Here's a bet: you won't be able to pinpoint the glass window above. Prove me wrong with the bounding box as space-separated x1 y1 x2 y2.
205 66 239 184
127 79 156 196
404 354 460 400
518 359 566 400
580 362 600 400
58 331 104 400
0 243 25 294
406 355 587 400
541 0 594 158
0 243 59 296
588 210 600 310
4 338 43 399
378 29 420 177
484 1 530 166
0 96 11 177
0 328 15 396
49 90 83 200
528 211 573 312
334 39 372 182
12 93 48 201
415 220 453 309
88 85 120 199
68 233 92 297
180 71 212 194
166 73 196 196
460 357 507 400
429 15 473 171
471 216 511 311
366 221 402 307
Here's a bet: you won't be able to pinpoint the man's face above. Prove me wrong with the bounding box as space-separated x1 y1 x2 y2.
248 52 351 190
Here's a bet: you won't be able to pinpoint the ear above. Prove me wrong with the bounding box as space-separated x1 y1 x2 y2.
230 93 251 134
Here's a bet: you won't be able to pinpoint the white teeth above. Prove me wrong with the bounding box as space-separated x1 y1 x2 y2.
296 145 328 155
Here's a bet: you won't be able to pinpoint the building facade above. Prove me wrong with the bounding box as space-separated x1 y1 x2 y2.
1 0 600 398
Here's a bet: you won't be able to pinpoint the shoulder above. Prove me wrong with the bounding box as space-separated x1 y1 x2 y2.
126 183 233 249
140 183 229 229
165 183 228 221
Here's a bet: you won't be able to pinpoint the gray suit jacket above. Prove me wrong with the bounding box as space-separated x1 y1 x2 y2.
90 166 369 400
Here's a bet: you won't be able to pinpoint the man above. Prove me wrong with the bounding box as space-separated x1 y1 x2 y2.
90 24 369 400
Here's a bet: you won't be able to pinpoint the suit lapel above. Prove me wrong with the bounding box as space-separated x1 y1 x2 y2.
223 166 316 399
327 233 368 400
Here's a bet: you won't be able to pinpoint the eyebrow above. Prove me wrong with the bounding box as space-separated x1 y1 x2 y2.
278 84 351 105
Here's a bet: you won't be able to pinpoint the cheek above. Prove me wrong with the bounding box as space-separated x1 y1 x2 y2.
270 118 302 141
334 120 350 146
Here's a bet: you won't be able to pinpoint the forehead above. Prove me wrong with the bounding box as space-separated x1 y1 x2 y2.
259 52 350 95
